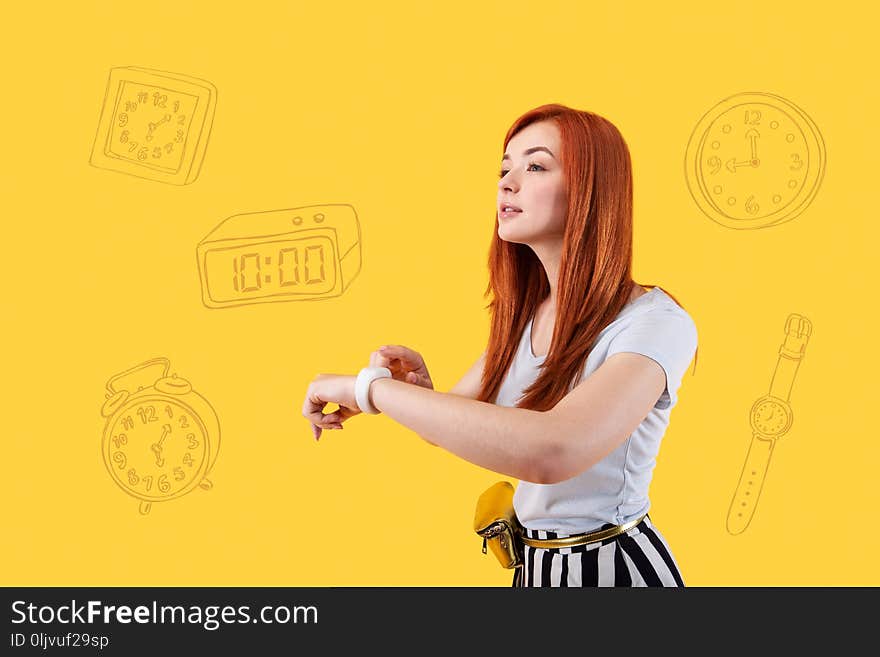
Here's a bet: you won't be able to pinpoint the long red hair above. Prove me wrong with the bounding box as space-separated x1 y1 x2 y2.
477 104 698 410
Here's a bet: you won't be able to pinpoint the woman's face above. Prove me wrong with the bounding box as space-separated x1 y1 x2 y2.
497 120 568 247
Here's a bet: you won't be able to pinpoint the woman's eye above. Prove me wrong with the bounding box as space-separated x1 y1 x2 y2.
498 163 544 179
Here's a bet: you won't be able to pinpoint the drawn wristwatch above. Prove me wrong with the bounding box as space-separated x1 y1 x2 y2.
726 313 812 535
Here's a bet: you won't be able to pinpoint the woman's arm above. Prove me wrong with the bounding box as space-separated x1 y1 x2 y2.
369 377 554 483
368 351 666 484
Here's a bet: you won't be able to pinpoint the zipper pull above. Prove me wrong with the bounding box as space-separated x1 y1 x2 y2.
482 536 487 554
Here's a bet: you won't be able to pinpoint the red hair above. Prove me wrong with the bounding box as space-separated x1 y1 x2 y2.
478 103 698 410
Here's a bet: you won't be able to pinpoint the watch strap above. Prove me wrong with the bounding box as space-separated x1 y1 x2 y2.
355 367 391 414
726 433 775 535
768 313 811 400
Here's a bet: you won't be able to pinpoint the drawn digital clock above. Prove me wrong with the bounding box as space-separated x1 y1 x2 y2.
196 204 362 308
89 66 217 185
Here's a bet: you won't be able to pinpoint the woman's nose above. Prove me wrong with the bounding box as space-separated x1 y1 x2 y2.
498 176 518 191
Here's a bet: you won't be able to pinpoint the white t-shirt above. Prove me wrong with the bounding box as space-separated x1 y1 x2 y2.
495 287 698 534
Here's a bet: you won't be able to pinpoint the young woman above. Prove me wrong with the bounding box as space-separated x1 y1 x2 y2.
301 103 699 587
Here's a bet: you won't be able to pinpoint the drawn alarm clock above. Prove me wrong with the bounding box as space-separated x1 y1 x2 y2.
100 357 220 515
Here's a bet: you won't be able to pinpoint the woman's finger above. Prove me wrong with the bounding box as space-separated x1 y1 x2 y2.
302 385 333 427
369 350 392 369
378 345 423 369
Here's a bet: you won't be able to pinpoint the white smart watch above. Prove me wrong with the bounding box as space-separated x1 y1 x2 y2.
355 367 392 414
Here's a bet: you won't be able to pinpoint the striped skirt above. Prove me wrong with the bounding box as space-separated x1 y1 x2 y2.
512 515 685 587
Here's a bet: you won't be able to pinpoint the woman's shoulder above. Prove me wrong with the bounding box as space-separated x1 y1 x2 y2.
626 289 698 347
642 288 695 321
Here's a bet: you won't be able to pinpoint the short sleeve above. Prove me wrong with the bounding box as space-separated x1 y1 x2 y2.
605 306 698 410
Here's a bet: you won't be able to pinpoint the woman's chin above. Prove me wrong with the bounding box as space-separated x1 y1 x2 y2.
498 226 532 245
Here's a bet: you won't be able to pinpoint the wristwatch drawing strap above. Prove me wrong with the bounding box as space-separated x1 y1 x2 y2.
726 313 812 535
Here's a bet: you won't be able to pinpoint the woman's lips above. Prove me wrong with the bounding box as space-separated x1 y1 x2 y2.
499 209 523 218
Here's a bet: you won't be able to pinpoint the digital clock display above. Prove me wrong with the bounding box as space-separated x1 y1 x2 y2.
203 236 335 304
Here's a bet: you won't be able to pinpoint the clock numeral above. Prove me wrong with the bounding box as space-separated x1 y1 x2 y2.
119 130 129 144
137 405 158 424
179 415 190 429
165 405 174 418
137 92 148 104
173 467 186 481
128 141 139 153
706 156 722 175
152 146 162 159
121 416 134 430
158 475 171 493
175 129 184 143
744 109 761 125
745 195 760 215
112 451 126 470
173 100 180 113
127 468 140 486
304 244 326 284
789 153 803 170
153 92 168 108
124 100 138 112
177 114 186 125
233 252 262 293
279 247 300 287
112 433 128 448
117 112 128 128
137 146 148 161
142 475 153 492
187 433 199 449
164 142 174 154
183 453 194 467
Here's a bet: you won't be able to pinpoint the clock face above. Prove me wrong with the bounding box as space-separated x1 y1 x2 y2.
685 92 825 229
106 81 198 173
104 397 209 501
202 236 337 305
750 398 792 437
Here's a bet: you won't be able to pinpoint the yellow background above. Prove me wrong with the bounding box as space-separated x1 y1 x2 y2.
2 1 876 586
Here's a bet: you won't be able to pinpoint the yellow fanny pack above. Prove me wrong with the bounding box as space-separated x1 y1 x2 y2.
474 481 650 573
473 481 524 570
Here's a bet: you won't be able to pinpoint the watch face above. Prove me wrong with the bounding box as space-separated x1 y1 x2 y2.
104 397 209 501
750 397 792 437
107 82 198 173
685 92 825 230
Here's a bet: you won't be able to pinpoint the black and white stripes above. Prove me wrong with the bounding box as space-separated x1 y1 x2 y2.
512 516 685 587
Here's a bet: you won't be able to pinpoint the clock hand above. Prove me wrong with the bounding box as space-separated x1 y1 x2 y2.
146 116 170 140
725 157 754 173
745 128 760 166
150 424 171 467
150 442 165 467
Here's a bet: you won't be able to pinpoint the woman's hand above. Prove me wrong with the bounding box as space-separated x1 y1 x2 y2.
303 346 432 440
370 345 434 390
302 374 360 441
